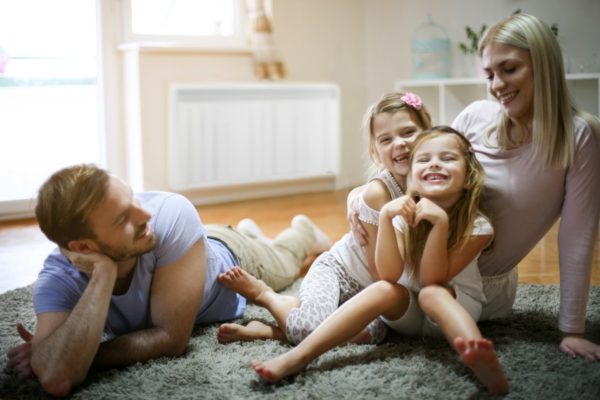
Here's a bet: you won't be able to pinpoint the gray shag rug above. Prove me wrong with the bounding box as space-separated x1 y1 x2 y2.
1 281 599 399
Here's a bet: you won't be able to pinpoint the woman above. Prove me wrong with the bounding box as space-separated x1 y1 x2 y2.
350 13 600 360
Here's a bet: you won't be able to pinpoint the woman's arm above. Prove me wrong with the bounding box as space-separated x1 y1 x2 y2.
556 121 600 357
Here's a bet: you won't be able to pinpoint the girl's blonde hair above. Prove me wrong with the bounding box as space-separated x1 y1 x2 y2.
479 13 600 168
402 126 487 284
362 92 432 178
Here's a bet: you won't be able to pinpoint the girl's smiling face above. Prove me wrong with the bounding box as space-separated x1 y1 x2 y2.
410 135 468 210
372 110 423 187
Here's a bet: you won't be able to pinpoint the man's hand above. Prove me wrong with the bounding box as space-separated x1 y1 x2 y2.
6 323 34 379
560 334 600 360
60 247 117 275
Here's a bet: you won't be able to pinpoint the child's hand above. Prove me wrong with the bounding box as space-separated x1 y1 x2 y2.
383 195 417 226
414 198 448 226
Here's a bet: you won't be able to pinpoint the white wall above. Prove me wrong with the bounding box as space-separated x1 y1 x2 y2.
364 0 600 104
106 0 600 195
272 0 368 188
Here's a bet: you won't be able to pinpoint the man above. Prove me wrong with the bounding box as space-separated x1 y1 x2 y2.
6 164 330 397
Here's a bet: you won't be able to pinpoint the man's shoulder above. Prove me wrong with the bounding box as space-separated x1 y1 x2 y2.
136 192 196 218
136 191 188 207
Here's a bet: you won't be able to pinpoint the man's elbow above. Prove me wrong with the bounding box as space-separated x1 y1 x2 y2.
32 356 82 397
162 333 190 357
41 378 73 398
165 342 188 357
36 371 77 397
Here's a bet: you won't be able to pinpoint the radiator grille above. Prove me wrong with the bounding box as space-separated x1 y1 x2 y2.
169 84 339 190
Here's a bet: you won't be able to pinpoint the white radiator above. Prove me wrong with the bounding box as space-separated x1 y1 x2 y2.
169 83 340 190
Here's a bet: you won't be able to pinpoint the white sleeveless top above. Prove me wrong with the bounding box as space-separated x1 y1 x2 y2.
393 213 492 302
329 169 404 287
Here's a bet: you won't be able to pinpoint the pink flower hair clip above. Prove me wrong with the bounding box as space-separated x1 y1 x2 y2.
401 92 422 110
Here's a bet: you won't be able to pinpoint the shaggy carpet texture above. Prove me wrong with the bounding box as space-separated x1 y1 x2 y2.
1 281 599 399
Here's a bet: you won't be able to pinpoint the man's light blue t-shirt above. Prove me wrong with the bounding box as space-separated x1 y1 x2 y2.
33 192 246 338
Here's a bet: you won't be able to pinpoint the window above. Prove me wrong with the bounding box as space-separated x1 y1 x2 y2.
122 0 247 47
0 0 101 215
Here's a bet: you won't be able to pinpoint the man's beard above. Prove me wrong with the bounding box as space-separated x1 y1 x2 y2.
95 232 157 262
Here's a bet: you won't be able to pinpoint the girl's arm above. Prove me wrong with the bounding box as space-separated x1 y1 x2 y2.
376 196 415 282
347 184 369 245
421 234 492 286
417 199 491 286
361 180 393 280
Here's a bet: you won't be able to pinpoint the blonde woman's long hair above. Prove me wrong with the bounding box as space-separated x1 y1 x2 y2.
479 13 600 168
363 92 432 179
403 126 487 285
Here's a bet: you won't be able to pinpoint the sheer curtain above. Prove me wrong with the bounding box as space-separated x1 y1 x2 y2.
0 0 102 218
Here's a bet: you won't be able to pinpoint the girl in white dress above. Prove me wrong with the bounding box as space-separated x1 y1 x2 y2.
251 126 509 394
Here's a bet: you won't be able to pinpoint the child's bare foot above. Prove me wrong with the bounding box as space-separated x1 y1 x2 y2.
218 266 300 329
218 266 274 306
251 350 309 383
218 321 285 343
453 337 509 394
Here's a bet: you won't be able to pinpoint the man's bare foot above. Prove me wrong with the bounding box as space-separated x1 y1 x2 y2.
251 349 309 383
218 321 285 343
218 266 274 306
291 214 332 254
236 218 274 245
453 337 509 394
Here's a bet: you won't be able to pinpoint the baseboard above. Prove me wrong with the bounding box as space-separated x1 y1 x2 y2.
179 176 340 206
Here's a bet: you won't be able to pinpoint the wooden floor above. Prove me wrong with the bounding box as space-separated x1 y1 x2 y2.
0 189 598 294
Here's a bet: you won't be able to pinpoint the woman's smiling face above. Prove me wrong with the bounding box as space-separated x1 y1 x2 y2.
482 42 534 127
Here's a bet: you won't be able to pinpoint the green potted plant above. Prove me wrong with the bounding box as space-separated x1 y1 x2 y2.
458 25 486 77
458 25 486 56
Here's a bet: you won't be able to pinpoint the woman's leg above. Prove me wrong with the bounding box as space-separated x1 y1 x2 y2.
251 281 410 382
418 285 508 394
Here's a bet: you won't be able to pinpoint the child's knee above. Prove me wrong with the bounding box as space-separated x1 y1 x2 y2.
418 284 451 310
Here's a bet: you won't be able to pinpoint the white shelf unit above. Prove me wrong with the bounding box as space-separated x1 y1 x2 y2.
395 73 600 125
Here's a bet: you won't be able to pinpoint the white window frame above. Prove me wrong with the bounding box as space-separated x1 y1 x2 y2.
119 0 249 48
0 0 104 220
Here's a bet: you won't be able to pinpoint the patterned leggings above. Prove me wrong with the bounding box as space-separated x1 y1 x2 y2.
285 252 388 345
